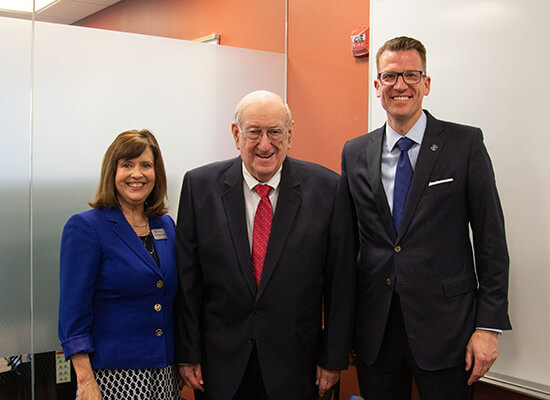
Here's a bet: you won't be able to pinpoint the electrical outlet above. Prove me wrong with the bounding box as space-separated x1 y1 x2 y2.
55 352 71 384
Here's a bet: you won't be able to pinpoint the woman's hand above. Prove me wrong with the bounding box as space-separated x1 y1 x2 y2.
77 379 102 400
71 353 102 400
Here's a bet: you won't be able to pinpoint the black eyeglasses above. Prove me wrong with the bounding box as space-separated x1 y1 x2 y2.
239 127 288 143
377 70 424 86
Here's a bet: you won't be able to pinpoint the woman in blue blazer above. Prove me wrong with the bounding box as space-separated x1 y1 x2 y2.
58 129 179 400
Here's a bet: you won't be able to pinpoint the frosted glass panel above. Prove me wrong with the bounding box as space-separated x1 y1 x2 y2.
0 16 32 358
31 21 285 353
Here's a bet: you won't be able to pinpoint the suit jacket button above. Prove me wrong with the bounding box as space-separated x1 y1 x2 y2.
155 329 163 337
154 303 162 312
156 280 164 288
394 245 402 253
386 278 392 286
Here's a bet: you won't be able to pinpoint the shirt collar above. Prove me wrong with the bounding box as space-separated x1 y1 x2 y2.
242 162 282 192
385 111 427 151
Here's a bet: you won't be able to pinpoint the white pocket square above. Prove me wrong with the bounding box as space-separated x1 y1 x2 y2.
428 178 454 187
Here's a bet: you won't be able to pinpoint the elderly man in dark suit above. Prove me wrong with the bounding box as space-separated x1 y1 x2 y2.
341 36 511 400
174 90 355 400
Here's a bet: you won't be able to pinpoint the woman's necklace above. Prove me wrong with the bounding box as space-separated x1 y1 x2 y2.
123 210 149 234
141 233 155 255
130 220 149 237
123 209 155 257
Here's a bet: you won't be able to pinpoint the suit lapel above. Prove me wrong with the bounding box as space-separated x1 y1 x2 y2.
397 111 446 241
221 158 257 297
256 158 301 301
366 127 397 241
105 208 161 276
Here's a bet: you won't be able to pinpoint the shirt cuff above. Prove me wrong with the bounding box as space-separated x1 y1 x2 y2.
476 327 503 334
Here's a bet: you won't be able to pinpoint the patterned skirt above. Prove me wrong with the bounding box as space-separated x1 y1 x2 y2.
93 364 180 400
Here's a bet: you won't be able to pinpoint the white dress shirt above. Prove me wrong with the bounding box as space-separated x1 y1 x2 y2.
381 111 427 213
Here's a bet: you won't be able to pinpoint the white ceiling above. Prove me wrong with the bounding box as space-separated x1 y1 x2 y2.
0 0 121 25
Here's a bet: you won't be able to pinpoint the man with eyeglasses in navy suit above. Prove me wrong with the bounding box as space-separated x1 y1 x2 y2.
340 36 511 400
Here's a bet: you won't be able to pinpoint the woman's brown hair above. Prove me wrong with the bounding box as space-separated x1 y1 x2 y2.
89 129 168 216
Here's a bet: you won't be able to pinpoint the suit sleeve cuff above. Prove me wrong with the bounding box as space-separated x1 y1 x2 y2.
61 334 95 360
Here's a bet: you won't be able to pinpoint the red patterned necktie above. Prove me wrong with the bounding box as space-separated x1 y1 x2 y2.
252 184 273 286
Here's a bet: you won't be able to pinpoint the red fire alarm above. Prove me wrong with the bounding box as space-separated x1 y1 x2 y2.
350 27 369 57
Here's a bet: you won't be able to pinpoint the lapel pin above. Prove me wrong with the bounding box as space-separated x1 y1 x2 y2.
430 144 438 152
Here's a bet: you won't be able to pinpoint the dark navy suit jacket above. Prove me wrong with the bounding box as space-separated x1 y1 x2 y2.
174 157 356 400
341 111 511 370
58 207 177 369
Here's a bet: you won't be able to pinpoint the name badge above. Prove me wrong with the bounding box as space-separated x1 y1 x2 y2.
151 228 168 240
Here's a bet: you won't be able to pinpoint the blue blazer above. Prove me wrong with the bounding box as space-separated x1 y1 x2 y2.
58 207 177 369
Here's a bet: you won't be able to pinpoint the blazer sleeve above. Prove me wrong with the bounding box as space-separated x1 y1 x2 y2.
467 129 511 330
318 172 357 370
174 172 204 364
58 213 101 359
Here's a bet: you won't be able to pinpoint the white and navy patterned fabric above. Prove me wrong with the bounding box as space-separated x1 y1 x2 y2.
93 365 180 399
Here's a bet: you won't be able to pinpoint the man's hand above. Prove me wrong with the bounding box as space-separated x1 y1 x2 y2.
178 363 204 392
465 329 499 385
316 366 340 397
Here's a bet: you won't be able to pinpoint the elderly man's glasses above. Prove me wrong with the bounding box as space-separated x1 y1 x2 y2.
377 70 424 86
240 127 288 143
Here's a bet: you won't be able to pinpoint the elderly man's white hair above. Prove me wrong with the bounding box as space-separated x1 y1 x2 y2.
233 90 292 128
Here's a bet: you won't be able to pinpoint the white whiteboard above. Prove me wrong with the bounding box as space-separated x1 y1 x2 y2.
370 0 550 397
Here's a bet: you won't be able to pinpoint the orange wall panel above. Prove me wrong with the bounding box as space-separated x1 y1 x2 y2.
286 0 369 173
76 0 285 53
